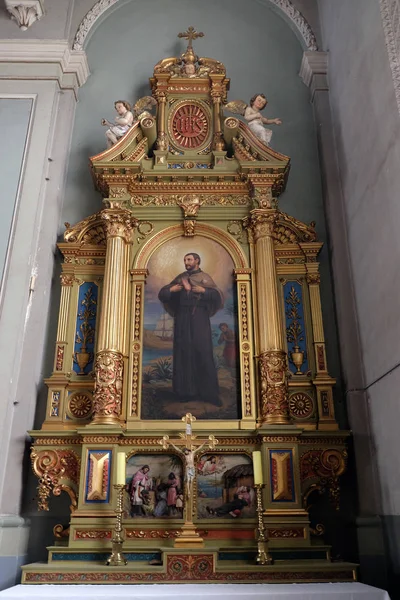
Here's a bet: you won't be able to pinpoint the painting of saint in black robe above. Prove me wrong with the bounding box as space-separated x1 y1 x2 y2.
158 252 223 406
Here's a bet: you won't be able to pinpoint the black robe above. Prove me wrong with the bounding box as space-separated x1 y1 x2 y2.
158 269 223 405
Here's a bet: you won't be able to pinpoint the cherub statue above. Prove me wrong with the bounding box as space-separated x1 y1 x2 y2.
101 100 134 148
101 97 157 148
225 93 282 147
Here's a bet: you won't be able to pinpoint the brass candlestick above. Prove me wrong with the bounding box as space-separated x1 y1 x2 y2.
254 484 273 565
106 484 127 566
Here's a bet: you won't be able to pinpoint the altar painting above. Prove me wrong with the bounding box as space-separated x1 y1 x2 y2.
124 453 184 519
141 237 240 420
196 453 256 519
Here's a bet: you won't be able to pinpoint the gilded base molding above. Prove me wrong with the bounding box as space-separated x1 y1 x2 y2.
22 549 357 583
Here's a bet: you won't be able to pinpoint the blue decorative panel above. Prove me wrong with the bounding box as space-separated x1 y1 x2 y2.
52 552 161 562
73 282 98 375
283 281 309 375
269 449 295 503
85 450 111 504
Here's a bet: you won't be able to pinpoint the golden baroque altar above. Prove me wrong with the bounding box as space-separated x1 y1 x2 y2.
25 30 354 584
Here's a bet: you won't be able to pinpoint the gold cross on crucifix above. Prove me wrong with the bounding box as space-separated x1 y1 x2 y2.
177 26 204 50
160 413 217 499
159 413 217 547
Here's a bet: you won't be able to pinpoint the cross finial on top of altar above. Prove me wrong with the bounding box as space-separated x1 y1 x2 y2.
177 26 204 51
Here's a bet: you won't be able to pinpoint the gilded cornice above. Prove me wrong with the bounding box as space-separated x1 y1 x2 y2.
273 211 317 244
64 213 106 246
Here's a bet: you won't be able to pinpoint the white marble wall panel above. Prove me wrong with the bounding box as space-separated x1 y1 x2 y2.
318 0 400 386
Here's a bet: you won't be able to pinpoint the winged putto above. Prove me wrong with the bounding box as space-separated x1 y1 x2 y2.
101 96 157 148
225 94 282 147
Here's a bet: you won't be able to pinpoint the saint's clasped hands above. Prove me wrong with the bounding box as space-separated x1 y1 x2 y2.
170 280 205 293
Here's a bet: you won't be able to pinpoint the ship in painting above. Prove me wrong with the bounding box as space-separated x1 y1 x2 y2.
143 312 174 349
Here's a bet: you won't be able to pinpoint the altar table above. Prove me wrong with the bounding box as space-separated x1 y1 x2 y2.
0 583 391 600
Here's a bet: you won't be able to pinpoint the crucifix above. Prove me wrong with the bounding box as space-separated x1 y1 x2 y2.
177 26 204 51
159 413 217 548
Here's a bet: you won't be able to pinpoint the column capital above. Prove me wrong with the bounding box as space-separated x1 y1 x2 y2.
60 274 75 287
243 209 278 242
101 209 138 244
299 51 329 99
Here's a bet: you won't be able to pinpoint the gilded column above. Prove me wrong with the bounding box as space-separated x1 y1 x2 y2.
156 91 167 151
211 75 225 151
306 269 328 376
245 209 290 424
92 209 138 426
306 266 337 428
53 274 74 373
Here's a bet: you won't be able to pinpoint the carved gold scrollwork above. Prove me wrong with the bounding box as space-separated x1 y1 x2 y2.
137 221 154 243
31 448 80 513
300 448 347 510
93 350 124 419
259 350 290 422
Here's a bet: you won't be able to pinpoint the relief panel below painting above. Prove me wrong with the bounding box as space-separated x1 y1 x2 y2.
197 453 256 520
141 236 240 420
123 452 255 522
124 453 184 519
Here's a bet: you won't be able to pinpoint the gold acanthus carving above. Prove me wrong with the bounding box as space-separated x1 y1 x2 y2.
126 529 181 539
101 210 138 244
93 350 124 418
31 448 80 513
178 194 202 217
75 530 112 540
268 528 304 538
60 274 75 286
109 187 129 199
306 273 321 285
129 193 250 207
183 219 196 236
259 350 290 421
243 211 277 243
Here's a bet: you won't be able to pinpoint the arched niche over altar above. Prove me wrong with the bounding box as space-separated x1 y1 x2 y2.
129 223 256 425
